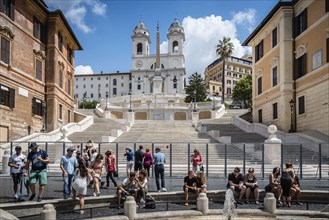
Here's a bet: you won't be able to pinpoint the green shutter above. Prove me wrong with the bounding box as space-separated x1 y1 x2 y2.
9 87 15 109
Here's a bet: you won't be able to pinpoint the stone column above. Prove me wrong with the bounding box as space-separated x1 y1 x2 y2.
2 150 10 174
264 125 282 165
197 193 208 214
124 196 136 220
40 204 56 220
264 193 276 214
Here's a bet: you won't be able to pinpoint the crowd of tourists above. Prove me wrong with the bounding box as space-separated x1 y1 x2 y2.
8 141 303 214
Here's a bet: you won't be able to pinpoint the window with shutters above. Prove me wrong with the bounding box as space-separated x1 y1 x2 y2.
257 77 262 95
59 104 62 120
113 79 117 85
272 27 277 48
272 66 278 87
32 97 42 116
1 36 10 64
0 0 15 20
255 40 263 62
113 87 117 95
67 78 71 96
0 84 15 109
58 32 63 52
35 59 42 81
258 109 262 123
296 54 307 79
33 17 46 44
295 9 307 37
59 69 63 88
67 44 73 64
298 96 305 115
272 102 278 119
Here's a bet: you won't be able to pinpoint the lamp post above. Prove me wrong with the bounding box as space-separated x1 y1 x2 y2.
288 99 295 133
193 90 197 112
128 89 132 112
212 93 216 110
40 101 47 132
105 92 108 111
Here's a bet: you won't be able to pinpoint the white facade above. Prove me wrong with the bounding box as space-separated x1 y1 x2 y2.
131 19 186 95
74 72 131 101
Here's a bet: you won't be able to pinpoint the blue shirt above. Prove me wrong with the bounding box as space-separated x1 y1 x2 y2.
125 151 134 161
28 149 48 171
60 155 77 175
153 152 165 165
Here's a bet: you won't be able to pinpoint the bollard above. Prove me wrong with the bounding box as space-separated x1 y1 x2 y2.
264 193 276 214
2 150 10 174
40 204 56 220
124 196 136 220
197 193 208 214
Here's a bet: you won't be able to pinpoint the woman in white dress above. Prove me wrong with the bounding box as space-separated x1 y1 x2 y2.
72 158 91 214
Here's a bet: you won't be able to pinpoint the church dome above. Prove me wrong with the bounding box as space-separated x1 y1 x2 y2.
168 18 184 34
133 20 150 38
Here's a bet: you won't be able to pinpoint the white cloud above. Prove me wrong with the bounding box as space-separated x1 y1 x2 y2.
44 0 107 33
160 41 168 53
231 8 256 26
75 65 94 75
173 15 250 78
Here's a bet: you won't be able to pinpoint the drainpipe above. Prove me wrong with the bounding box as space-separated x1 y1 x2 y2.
292 5 297 132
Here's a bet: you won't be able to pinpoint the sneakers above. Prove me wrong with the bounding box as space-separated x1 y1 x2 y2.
37 197 42 202
97 192 101 197
14 194 19 199
161 188 167 192
29 193 36 201
93 192 97 197
236 200 243 205
185 202 189 206
297 201 303 205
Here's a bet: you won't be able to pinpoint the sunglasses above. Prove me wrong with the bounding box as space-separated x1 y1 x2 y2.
234 170 239 173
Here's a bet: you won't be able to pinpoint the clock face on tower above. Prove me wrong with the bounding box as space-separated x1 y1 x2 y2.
136 60 143 68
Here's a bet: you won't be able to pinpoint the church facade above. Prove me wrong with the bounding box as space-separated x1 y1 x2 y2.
131 19 186 95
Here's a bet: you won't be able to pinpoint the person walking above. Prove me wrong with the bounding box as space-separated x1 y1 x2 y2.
25 142 49 202
143 148 152 177
60 147 78 199
72 158 92 215
153 147 166 192
134 145 144 173
105 150 117 189
8 145 27 201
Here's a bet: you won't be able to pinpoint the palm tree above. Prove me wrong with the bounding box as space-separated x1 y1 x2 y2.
216 37 234 104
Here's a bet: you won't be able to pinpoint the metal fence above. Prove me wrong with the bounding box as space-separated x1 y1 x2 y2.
1 141 328 180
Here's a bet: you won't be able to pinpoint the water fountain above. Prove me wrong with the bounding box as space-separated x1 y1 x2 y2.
223 189 237 220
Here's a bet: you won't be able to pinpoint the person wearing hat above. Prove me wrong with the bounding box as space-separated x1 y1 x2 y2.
153 147 167 192
124 147 134 177
8 145 27 201
25 142 49 202
60 146 78 199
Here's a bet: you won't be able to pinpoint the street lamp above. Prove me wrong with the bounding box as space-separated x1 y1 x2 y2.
212 93 216 110
40 101 47 132
289 99 295 133
128 89 132 112
105 92 108 110
193 90 197 112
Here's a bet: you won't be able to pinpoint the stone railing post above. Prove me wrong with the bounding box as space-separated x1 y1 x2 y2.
264 193 276 214
124 196 136 220
197 193 208 214
40 204 56 220
2 150 10 174
264 125 282 164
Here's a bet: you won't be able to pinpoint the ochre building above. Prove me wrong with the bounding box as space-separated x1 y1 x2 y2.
243 0 329 135
0 0 82 141
204 55 252 101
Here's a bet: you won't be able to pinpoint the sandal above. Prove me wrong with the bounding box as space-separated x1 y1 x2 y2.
80 210 85 214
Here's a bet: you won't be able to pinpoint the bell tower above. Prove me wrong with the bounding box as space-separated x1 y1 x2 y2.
132 20 150 58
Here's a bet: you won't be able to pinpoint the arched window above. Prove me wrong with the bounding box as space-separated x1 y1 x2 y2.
173 41 178 53
137 43 143 54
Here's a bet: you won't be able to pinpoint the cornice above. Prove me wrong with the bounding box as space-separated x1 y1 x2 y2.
0 25 15 40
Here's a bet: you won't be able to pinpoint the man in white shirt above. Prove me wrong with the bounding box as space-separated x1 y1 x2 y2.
8 145 27 201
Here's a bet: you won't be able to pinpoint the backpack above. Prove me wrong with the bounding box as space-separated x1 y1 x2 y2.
144 194 156 209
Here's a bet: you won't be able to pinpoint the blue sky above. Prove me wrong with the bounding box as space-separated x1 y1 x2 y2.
45 0 278 77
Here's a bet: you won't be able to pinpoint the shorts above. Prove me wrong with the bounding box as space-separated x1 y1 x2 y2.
121 189 136 197
29 169 47 185
12 172 23 183
134 162 143 171
126 161 134 171
227 185 241 192
183 186 197 193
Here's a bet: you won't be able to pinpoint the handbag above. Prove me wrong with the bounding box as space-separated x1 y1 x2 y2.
265 184 272 192
113 170 118 177
200 165 204 172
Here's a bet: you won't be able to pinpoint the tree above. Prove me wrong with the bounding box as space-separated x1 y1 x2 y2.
78 100 98 109
184 72 207 103
232 74 252 109
216 37 234 104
